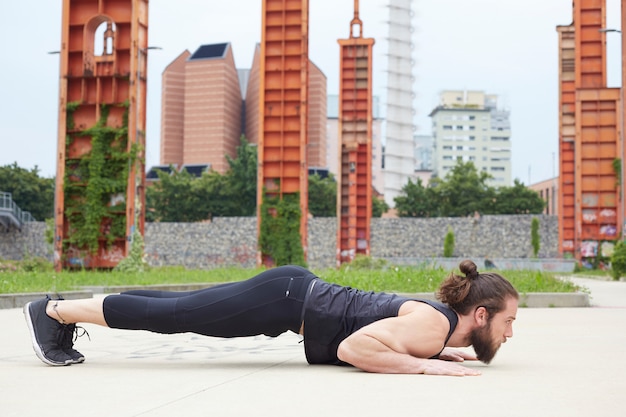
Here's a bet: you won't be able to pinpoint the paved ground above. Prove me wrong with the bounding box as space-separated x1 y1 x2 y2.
1 276 625 417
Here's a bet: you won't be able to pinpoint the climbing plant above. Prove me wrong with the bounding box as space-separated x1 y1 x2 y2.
259 191 306 267
63 102 137 254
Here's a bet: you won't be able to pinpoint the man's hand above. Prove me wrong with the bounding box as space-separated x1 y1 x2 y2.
419 358 481 376
438 347 478 362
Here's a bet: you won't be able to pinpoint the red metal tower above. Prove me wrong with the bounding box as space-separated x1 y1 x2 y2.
336 1 374 265
557 0 621 260
54 0 148 270
257 0 310 266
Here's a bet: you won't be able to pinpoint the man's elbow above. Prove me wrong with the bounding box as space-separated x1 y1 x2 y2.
336 341 352 364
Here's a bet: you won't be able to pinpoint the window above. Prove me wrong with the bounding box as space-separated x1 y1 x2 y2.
469 115 476 121
456 146 463 151
443 125 453 130
490 167 505 172
469 126 476 130
443 145 452 150
443 156 453 160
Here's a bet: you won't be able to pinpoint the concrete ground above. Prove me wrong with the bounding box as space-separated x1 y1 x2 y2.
1 276 625 417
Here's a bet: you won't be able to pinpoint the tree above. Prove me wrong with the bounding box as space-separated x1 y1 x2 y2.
308 173 336 217
146 138 258 221
224 136 257 216
146 168 206 222
394 178 438 217
0 162 54 220
491 179 545 214
372 195 389 217
436 161 493 217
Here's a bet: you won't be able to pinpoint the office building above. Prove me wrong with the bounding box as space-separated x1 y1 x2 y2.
429 90 512 186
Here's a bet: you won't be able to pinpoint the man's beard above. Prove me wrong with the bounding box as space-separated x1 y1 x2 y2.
470 321 499 364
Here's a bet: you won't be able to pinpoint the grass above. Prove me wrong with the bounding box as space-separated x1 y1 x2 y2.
0 259 582 295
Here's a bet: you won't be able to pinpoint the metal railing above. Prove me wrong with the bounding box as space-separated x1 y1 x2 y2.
0 191 36 229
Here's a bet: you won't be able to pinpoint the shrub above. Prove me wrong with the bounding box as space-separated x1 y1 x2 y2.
610 240 626 280
443 226 455 258
531 217 540 258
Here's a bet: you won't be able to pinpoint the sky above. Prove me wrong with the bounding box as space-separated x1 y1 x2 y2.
0 0 622 186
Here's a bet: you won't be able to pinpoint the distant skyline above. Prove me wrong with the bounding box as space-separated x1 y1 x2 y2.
0 0 622 186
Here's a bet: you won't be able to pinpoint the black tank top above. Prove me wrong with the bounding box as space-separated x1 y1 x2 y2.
302 279 459 365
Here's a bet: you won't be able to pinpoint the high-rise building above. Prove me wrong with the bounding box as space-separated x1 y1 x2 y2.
383 0 416 206
429 90 512 186
159 43 327 175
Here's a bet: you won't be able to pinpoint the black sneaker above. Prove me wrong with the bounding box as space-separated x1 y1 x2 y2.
61 323 87 364
23 296 72 366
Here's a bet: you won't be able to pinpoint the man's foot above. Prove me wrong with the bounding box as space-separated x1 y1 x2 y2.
23 296 72 366
61 323 86 364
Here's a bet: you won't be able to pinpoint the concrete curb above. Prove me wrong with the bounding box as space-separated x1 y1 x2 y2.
0 284 590 309
0 290 94 309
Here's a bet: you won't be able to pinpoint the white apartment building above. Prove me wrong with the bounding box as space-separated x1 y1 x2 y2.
429 90 512 186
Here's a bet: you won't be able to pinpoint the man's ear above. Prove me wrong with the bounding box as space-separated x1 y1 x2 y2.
474 306 489 326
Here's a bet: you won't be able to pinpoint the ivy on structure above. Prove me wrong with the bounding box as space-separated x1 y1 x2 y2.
259 191 306 267
64 102 137 254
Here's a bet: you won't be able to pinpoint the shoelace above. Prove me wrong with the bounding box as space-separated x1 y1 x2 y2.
60 323 91 349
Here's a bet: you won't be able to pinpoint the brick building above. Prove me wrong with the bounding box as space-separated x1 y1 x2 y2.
159 42 327 175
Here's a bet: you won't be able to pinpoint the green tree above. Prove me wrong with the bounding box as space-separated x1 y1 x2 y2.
492 179 545 214
0 162 54 220
146 168 205 222
394 178 439 217
146 138 258 221
308 173 336 217
436 161 493 217
224 136 257 216
372 195 389 217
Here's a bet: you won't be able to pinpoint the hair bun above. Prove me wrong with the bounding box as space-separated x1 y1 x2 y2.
459 259 479 279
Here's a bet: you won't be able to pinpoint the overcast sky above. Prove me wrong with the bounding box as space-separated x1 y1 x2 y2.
0 0 622 185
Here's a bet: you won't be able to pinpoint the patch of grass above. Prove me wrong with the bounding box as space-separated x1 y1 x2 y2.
0 261 582 295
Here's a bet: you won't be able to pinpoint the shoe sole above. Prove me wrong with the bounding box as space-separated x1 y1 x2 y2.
23 302 71 366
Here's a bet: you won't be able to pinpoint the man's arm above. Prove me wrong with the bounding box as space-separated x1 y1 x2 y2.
336 309 481 376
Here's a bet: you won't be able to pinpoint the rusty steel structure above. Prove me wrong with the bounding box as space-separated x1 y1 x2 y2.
54 0 148 270
557 0 622 260
336 1 374 265
257 0 310 266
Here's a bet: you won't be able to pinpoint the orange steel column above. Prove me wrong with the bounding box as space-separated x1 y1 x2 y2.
336 1 374 266
571 0 620 260
257 0 309 266
557 25 576 257
622 0 626 240
54 0 148 270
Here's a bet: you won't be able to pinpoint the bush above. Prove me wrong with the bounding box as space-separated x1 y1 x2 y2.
531 217 540 257
610 240 626 280
443 226 455 257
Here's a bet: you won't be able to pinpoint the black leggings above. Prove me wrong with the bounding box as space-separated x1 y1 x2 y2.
102 265 317 337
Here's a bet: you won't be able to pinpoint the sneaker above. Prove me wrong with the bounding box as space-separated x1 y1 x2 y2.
60 323 87 364
23 296 72 366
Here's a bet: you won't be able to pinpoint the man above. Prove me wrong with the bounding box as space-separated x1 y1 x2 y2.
24 260 518 375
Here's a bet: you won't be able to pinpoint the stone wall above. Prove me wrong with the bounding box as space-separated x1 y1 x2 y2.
0 214 558 269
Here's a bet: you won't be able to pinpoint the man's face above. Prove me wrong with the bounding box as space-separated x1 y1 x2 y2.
471 297 518 364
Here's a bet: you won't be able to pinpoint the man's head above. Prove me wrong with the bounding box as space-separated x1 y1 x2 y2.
437 259 519 363
469 296 517 363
